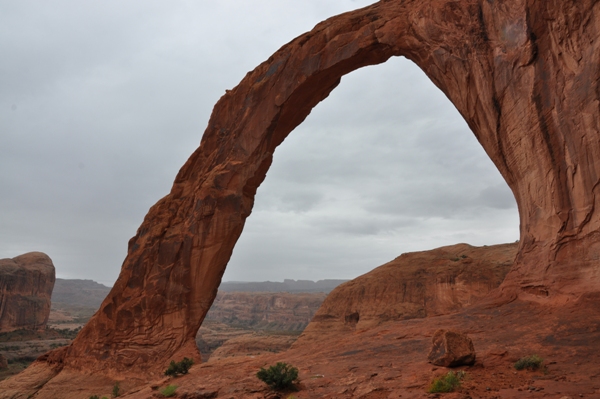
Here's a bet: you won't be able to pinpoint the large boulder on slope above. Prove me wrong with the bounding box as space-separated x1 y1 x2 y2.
428 329 476 367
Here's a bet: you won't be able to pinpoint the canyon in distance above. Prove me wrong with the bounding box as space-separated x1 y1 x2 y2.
2 0 600 398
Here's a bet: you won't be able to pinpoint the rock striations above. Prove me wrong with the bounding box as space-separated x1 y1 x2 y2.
299 243 516 341
0 252 55 333
3 0 600 388
205 291 326 331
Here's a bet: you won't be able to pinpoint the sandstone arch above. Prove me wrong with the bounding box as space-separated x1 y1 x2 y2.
46 0 600 376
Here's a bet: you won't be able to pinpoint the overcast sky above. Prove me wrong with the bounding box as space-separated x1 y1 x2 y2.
0 1 519 286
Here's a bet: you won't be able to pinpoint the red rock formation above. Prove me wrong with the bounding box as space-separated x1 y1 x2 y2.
206 333 296 362
427 329 476 367
299 243 515 341
0 252 55 333
205 292 326 331
8 0 600 381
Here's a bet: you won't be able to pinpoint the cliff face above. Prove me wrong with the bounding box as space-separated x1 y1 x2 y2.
299 243 516 342
218 279 347 293
0 253 55 332
206 333 296 362
15 0 600 378
205 292 326 331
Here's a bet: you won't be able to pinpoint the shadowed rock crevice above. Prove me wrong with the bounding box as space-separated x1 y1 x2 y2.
7 0 600 381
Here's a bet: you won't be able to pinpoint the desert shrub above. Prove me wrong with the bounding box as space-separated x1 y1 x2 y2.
164 357 194 377
160 384 178 397
514 355 543 371
89 396 100 399
427 371 465 393
256 362 299 391
112 381 121 397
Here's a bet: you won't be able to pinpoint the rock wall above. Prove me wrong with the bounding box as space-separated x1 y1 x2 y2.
205 292 326 331
206 333 297 362
298 243 516 344
26 0 600 377
218 279 347 293
0 253 55 333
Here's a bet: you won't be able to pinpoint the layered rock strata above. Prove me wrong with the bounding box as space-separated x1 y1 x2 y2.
299 243 515 340
15 0 600 378
0 253 55 333
205 292 326 331
206 333 297 362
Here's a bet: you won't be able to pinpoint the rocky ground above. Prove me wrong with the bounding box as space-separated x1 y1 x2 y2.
0 326 76 381
1 279 331 381
118 296 600 399
196 321 300 361
2 243 599 398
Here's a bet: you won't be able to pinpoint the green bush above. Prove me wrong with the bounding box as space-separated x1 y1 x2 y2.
514 355 543 371
256 362 299 391
160 385 178 397
112 381 120 397
164 357 194 377
427 371 465 393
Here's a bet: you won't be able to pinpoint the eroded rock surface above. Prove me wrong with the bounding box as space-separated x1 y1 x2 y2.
0 253 55 333
207 333 296 362
4 0 600 387
196 292 324 359
299 243 515 341
428 329 476 367
205 292 326 331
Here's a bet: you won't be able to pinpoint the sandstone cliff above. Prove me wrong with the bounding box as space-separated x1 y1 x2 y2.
299 243 516 343
196 292 325 359
219 279 347 293
206 333 296 362
0 253 55 333
205 292 326 331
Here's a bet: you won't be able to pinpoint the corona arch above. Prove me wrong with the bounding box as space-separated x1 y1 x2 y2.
36 0 600 376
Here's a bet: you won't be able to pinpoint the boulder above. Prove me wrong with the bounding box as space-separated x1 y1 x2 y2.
0 252 55 332
428 329 476 367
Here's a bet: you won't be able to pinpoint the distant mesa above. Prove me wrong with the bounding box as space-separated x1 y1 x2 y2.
219 279 347 294
205 291 326 331
0 252 55 333
51 278 112 310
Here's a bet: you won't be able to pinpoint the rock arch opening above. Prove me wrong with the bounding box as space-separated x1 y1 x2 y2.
224 56 518 283
38 0 600 378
